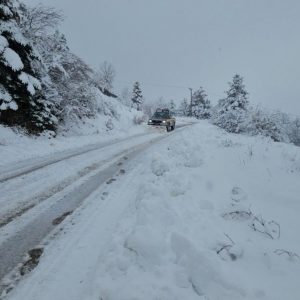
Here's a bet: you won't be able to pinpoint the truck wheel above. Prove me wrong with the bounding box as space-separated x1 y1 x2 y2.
166 125 171 132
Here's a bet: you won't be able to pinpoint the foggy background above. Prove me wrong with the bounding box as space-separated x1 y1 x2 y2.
24 0 300 114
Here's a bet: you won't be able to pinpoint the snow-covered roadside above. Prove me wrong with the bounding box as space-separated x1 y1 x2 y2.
0 97 146 167
5 121 300 300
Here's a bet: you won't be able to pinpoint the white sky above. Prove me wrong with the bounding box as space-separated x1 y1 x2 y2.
24 0 300 114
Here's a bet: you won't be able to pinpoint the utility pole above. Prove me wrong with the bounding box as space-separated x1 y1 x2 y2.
189 88 193 117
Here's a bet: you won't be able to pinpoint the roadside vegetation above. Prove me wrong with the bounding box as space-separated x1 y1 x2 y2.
175 75 300 147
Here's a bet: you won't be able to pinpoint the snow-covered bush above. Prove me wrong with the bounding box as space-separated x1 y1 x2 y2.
289 117 300 146
242 108 285 142
133 114 146 125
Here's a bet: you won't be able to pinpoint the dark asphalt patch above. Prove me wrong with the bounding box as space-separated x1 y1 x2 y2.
52 211 73 226
106 178 116 184
20 247 44 276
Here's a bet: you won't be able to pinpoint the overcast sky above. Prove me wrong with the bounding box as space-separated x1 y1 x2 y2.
24 0 300 114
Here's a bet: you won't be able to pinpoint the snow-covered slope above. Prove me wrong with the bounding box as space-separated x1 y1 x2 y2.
4 120 300 300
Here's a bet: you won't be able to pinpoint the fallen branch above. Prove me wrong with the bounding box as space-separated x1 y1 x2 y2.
274 249 300 261
222 210 252 221
250 215 280 239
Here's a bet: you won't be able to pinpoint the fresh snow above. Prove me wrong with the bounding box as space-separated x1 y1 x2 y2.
4 120 300 300
0 100 17 111
0 85 15 111
0 36 8 52
18 72 41 95
0 5 12 18
3 48 24 71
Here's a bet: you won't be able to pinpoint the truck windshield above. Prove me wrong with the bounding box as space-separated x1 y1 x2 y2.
153 112 169 118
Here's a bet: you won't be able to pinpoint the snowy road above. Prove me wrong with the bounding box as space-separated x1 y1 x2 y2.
0 124 190 287
0 131 154 184
1 121 300 300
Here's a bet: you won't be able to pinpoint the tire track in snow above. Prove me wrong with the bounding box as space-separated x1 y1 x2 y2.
0 123 192 290
0 132 151 183
0 132 161 228
0 139 155 288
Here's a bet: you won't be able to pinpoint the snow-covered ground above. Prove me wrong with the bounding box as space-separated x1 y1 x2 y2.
3 120 300 300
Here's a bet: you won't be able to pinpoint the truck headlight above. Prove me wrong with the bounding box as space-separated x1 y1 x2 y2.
148 120 152 123
162 120 166 123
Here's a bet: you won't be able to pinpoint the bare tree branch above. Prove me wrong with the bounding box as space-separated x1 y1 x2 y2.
19 4 64 39
250 215 280 239
94 61 116 92
274 249 300 261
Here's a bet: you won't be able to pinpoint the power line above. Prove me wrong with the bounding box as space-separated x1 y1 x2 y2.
115 79 224 99
115 80 190 90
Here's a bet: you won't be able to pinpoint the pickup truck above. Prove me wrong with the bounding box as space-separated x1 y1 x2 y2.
147 109 176 132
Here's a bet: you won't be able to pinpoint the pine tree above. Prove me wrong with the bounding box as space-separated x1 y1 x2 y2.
191 87 211 119
0 0 56 133
212 74 249 133
131 81 143 111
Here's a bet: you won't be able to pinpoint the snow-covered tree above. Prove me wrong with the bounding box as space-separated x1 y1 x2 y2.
19 1 99 126
168 99 176 115
95 61 116 92
18 3 63 41
156 96 167 109
131 81 143 111
191 87 211 119
289 117 300 146
18 4 64 123
119 87 131 107
179 98 189 116
51 43 97 124
212 74 249 133
0 0 56 133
